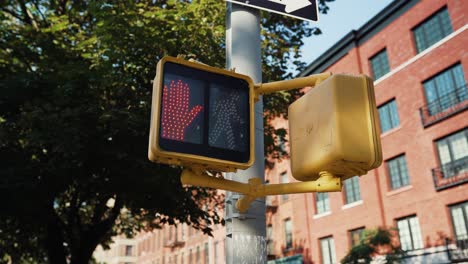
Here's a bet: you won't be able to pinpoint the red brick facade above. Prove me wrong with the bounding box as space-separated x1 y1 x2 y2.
267 0 468 263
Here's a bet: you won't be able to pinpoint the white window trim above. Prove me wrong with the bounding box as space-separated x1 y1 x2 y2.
313 211 332 219
380 125 402 138
386 185 413 196
342 200 364 210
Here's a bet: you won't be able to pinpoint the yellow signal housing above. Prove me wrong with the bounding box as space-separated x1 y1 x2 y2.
148 56 255 172
288 74 382 182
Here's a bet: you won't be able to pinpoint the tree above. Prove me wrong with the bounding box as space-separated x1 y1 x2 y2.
341 227 406 264
0 0 333 263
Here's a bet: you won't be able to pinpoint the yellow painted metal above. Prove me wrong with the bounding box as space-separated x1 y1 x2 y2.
254 72 331 101
150 60 382 212
181 169 251 194
288 74 383 182
148 56 255 172
181 169 342 213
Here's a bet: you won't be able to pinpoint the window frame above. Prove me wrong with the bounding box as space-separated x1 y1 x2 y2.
378 99 400 133
422 63 467 116
319 236 337 264
343 176 362 204
280 171 289 201
436 129 468 163
369 48 391 80
449 201 468 240
204 242 209 264
349 227 365 248
125 245 133 256
396 215 423 251
267 225 274 255
213 241 218 263
315 192 330 215
386 154 410 190
284 218 293 250
412 7 453 53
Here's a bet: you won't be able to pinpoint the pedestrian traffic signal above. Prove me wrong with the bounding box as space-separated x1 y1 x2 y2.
289 74 383 182
148 56 254 171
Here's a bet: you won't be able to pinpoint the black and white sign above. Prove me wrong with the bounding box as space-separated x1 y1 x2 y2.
226 0 318 22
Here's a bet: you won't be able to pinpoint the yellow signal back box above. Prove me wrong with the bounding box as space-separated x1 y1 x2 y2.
288 74 382 182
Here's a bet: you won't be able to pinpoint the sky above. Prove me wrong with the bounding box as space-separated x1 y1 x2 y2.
300 0 395 64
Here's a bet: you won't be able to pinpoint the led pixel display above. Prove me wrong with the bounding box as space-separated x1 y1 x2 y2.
161 78 204 143
155 61 252 165
209 85 248 152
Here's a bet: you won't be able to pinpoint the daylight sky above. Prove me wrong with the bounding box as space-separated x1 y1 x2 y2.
301 0 395 64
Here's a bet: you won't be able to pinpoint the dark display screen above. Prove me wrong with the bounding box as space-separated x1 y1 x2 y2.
158 62 250 163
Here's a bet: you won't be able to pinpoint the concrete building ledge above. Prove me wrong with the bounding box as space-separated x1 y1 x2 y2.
342 200 364 210
380 126 401 138
313 211 332 219
386 185 413 196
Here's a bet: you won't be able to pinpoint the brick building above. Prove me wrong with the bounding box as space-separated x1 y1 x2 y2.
95 0 468 263
266 0 467 263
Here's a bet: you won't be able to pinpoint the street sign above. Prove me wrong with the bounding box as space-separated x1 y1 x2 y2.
148 56 255 172
225 0 318 22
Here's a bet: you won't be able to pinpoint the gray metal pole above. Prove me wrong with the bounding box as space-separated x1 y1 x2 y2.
225 2 266 264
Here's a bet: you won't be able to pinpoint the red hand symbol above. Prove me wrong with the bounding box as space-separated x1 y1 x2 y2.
161 80 203 141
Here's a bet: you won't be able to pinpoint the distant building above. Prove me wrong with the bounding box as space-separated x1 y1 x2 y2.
94 0 468 263
94 236 138 264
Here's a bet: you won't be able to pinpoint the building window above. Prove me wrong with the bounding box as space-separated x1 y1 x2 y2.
284 218 293 249
387 155 410 190
267 225 274 255
378 100 400 133
450 201 468 240
125 245 133 256
397 216 423 251
204 242 209 264
349 228 365 247
320 237 337 264
189 249 192 264
280 171 289 201
424 64 467 116
436 129 468 178
181 252 184 264
181 224 186 240
214 241 219 263
196 246 200 264
316 193 330 214
370 49 390 80
343 176 361 204
413 7 452 53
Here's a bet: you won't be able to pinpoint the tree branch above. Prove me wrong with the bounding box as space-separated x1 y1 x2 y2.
69 197 123 264
91 194 113 225
32 0 48 25
1 8 24 21
46 206 67 264
18 0 39 30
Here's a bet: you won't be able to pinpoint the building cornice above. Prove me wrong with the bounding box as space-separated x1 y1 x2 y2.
299 0 420 76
